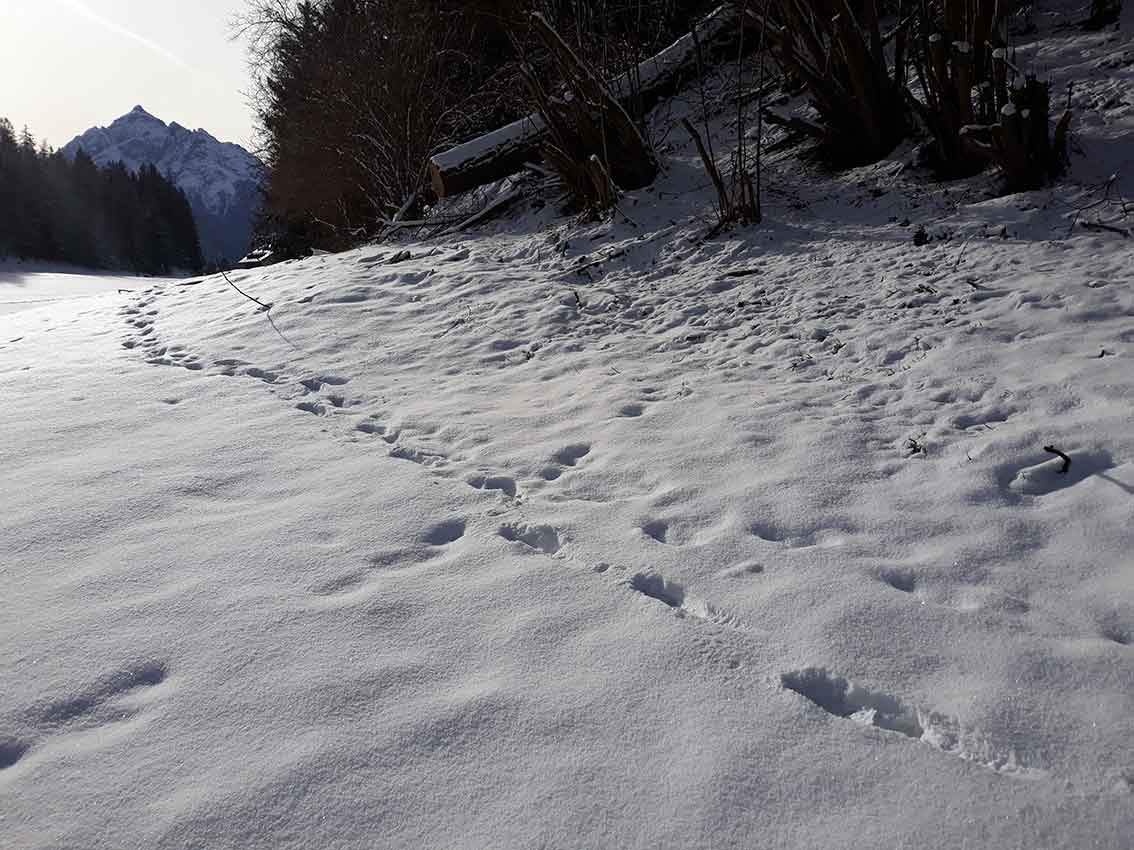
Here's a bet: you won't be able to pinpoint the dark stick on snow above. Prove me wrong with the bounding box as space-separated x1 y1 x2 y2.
219 268 272 312
265 309 302 350
1043 445 1072 474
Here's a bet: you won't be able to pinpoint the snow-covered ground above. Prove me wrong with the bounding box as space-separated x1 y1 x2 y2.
0 261 145 316
3 5 1133 848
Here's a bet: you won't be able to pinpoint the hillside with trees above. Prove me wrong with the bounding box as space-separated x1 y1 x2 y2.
0 118 204 275
238 0 1119 254
238 0 716 253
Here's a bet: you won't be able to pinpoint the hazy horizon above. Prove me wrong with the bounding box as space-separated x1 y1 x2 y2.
1 0 256 150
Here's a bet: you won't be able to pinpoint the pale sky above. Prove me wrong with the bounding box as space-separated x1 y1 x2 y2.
0 0 256 150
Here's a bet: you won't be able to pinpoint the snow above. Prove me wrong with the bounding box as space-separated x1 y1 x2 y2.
0 260 147 315
431 114 547 172
3 4 1134 847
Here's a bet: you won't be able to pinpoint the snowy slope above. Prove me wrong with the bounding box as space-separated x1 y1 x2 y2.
0 259 140 316
3 5 1134 848
62 106 263 264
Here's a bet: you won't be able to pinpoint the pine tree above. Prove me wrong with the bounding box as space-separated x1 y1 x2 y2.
0 116 205 274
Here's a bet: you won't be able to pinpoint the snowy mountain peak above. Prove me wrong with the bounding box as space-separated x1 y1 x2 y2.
62 108 263 263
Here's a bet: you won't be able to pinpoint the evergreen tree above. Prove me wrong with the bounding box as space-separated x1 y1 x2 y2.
0 116 205 274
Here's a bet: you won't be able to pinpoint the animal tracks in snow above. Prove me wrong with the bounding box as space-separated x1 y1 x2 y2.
640 519 671 544
33 662 167 730
300 375 350 392
467 473 518 499
296 401 327 416
0 738 29 770
552 443 591 467
540 443 592 481
422 518 467 546
389 445 450 468
749 521 850 550
878 567 918 594
781 667 1045 779
627 572 743 629
3 661 169 771
498 522 563 555
309 548 443 598
118 298 206 372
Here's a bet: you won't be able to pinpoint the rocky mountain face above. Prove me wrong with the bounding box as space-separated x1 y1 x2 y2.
62 106 263 264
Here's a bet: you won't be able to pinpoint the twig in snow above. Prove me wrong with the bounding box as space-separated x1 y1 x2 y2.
265 310 303 350
1065 173 1131 235
952 228 985 270
438 189 522 237
391 191 419 223
1043 445 1072 474
219 268 272 312
563 225 677 279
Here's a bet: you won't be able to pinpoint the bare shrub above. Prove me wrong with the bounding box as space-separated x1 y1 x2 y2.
959 72 1072 192
905 1 1070 190
767 0 910 165
519 12 659 214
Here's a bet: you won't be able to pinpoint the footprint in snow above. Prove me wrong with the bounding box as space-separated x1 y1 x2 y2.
467 473 518 499
627 572 740 628
499 523 562 555
243 367 279 384
750 521 849 549
552 443 591 467
18 661 169 761
301 375 350 392
0 738 30 770
540 443 592 480
422 518 466 546
617 403 646 418
389 445 448 468
877 567 917 594
356 420 400 443
640 519 670 544
780 667 1044 779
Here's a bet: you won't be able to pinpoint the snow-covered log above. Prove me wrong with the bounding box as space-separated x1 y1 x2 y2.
429 114 547 200
429 4 743 198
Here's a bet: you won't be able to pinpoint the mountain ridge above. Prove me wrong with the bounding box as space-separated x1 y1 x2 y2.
62 106 263 264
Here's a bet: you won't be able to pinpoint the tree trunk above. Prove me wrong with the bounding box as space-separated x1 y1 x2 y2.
429 3 744 198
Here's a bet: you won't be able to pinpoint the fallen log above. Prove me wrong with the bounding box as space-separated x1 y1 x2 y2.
429 114 547 201
429 3 744 198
